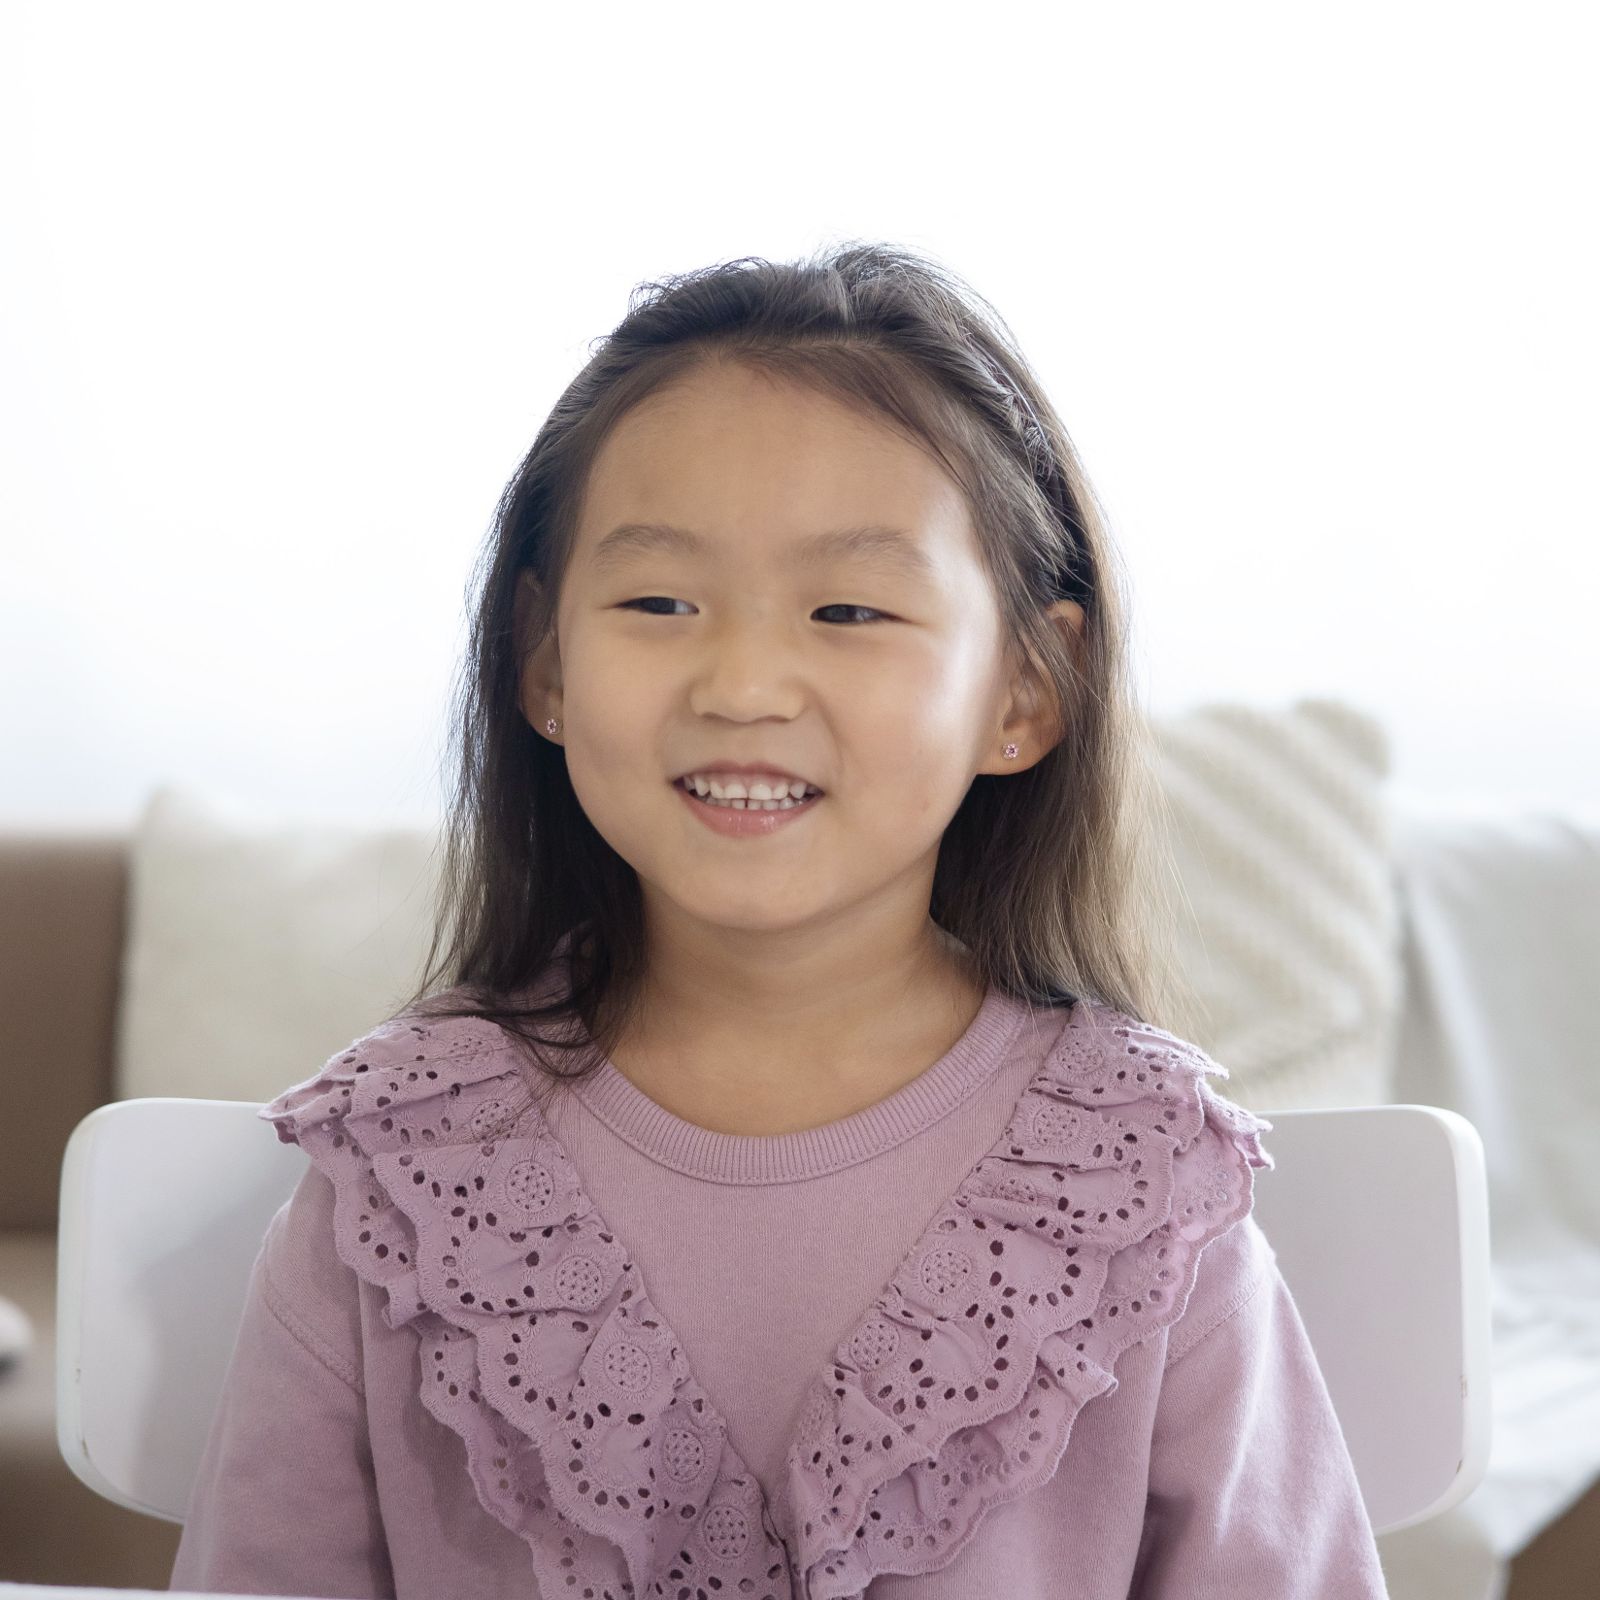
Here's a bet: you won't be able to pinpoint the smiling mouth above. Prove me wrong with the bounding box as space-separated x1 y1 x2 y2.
671 777 825 810
670 775 825 794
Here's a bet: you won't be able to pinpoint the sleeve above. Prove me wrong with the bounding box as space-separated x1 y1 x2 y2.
168 1165 396 1599
1128 1216 1390 1599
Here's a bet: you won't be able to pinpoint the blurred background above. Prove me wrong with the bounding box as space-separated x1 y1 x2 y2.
1 3 1596 1599
2 0 1594 830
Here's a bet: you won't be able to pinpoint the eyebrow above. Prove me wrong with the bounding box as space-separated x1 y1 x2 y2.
588 521 938 582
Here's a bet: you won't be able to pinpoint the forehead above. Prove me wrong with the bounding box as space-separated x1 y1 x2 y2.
588 520 941 583
572 367 976 580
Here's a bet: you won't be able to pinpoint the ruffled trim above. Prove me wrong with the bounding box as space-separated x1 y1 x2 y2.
776 1001 1274 1597
259 991 1272 1600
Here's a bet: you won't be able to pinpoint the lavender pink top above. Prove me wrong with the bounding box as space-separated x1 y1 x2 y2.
169 933 1390 1598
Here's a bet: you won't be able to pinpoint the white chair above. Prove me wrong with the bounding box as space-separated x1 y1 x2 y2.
55 1097 1492 1536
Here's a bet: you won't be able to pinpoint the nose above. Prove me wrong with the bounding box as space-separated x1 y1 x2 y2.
684 615 811 719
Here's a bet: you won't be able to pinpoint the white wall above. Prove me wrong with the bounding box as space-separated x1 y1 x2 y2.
3 0 1595 830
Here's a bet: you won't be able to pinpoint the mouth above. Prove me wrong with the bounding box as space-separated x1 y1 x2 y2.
670 776 826 808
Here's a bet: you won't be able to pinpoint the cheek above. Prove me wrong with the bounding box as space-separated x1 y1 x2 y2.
564 773 675 880
866 705 985 832
863 663 979 763
560 660 669 780
839 736 970 846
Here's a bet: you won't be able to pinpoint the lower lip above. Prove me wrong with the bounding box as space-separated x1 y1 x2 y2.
672 780 825 837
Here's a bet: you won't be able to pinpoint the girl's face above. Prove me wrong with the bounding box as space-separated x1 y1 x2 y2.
521 361 1077 948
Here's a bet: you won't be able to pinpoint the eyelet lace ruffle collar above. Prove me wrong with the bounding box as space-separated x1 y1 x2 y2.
260 978 1273 1600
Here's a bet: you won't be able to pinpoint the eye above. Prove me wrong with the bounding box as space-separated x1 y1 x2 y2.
816 604 891 625
616 598 890 625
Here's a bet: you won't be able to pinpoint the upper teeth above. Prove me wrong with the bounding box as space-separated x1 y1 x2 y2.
680 773 819 801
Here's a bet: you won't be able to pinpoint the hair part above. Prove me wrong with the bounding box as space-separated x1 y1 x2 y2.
393 239 1189 1112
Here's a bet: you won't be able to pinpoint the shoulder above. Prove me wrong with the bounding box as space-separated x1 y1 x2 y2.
1163 1208 1278 1365
252 995 521 1295
255 1162 369 1390
1026 998 1278 1360
1043 998 1275 1179
257 991 534 1150
252 992 567 1341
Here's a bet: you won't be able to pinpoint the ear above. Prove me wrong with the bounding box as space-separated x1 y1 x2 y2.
988 599 1086 774
514 569 563 739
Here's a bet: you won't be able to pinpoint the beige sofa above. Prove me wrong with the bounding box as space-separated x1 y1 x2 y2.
1 824 1597 1596
2 832 183 1587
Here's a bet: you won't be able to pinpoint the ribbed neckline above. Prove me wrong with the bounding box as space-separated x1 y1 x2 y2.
559 983 1032 1184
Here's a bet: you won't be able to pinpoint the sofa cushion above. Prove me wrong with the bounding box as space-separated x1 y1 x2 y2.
1145 696 1401 1114
116 785 441 1105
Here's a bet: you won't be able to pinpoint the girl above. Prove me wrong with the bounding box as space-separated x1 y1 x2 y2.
170 242 1389 1599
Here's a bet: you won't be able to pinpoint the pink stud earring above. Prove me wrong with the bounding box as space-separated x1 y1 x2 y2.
1003 742 1019 759
546 718 560 734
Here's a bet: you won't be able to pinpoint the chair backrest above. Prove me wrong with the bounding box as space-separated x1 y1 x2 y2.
56 1098 307 1524
56 1097 1491 1535
1247 1104 1492 1535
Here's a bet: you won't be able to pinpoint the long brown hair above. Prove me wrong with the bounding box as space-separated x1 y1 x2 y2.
394 239 1185 1113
